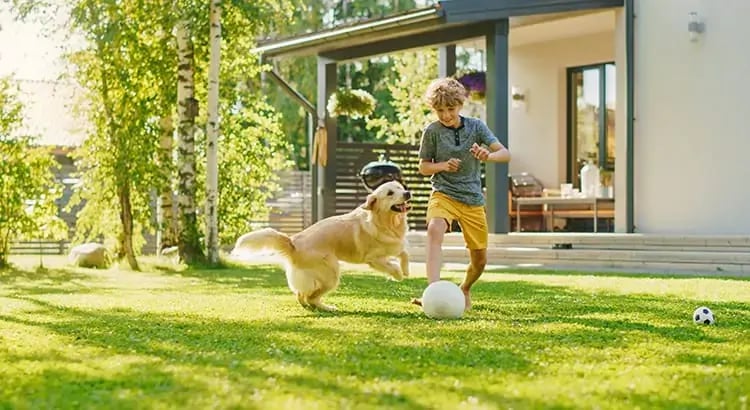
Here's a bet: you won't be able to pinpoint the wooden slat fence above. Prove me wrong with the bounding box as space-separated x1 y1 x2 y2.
250 170 313 234
333 142 431 231
10 240 69 255
251 143 431 233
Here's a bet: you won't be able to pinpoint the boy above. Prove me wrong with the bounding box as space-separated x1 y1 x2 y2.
414 77 510 310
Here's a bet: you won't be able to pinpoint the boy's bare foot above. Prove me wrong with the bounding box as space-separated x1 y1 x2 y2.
461 286 472 311
410 298 422 306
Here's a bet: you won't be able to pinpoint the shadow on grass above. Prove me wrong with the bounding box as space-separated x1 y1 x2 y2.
0 264 99 297
3 261 750 408
171 262 290 293
0 296 530 410
0 361 198 410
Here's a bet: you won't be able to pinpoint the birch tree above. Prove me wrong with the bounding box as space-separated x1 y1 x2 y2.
175 18 206 264
205 0 221 264
156 116 178 252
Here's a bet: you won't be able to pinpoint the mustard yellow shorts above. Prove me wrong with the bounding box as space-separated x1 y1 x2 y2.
426 191 488 250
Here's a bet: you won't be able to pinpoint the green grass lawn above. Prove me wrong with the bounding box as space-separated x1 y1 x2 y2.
1 255 749 410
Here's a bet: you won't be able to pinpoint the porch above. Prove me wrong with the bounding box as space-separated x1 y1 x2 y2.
253 0 632 235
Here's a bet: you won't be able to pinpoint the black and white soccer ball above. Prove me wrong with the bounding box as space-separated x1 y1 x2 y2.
693 306 715 325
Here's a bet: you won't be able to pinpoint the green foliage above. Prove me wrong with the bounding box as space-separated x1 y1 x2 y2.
2 258 750 408
189 1 295 246
326 88 376 119
0 78 64 268
53 0 296 257
64 0 176 262
332 0 423 22
366 50 438 144
260 1 331 169
264 0 425 159
196 100 292 245
334 60 398 143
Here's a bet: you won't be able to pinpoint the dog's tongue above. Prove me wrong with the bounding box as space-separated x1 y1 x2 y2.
391 202 412 213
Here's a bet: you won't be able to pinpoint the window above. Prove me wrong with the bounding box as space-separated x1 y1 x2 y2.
567 63 615 188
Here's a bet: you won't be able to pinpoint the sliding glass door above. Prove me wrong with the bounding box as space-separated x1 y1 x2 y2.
567 63 615 188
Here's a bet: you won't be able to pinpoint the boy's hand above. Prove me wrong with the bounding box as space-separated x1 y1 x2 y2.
470 143 490 161
442 158 461 172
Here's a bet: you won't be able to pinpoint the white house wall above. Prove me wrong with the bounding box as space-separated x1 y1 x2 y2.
633 0 750 234
508 30 615 190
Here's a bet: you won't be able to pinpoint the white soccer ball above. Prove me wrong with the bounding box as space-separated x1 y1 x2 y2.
693 306 715 325
422 280 465 320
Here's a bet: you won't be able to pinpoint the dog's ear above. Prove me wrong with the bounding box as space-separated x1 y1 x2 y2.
363 194 377 210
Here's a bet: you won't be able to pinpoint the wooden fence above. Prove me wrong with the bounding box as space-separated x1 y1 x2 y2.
10 240 69 255
332 142 431 231
252 142 431 233
250 170 313 234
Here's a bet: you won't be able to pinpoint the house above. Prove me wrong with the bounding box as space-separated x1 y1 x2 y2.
253 0 750 236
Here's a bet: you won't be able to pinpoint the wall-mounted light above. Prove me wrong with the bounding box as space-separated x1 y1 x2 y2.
511 86 526 109
688 11 705 42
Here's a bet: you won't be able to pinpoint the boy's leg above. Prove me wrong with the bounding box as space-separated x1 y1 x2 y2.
412 192 457 306
461 249 487 310
425 218 448 284
411 217 448 307
457 205 489 310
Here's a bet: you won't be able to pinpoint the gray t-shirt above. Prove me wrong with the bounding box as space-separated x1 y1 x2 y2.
418 116 500 206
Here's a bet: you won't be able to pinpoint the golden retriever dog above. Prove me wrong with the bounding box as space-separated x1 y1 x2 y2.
232 180 411 311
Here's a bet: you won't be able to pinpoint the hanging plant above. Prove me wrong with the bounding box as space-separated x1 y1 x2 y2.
327 88 377 119
456 71 486 101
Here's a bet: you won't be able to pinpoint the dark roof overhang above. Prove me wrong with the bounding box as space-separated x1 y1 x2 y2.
252 0 623 61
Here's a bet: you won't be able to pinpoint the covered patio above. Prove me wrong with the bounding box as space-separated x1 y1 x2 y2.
252 0 632 234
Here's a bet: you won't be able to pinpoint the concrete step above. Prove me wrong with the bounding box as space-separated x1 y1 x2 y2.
406 232 750 252
405 244 750 275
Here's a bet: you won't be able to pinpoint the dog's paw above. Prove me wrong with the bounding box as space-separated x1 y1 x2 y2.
387 272 404 282
313 303 337 312
400 260 410 278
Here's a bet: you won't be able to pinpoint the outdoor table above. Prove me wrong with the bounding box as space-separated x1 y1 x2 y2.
514 196 615 233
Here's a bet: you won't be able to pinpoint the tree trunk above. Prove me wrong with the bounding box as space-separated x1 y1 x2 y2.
205 0 221 264
157 116 178 253
96 38 139 270
175 20 206 264
0 235 8 269
118 183 139 270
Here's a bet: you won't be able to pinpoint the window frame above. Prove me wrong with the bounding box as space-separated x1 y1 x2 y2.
566 61 615 187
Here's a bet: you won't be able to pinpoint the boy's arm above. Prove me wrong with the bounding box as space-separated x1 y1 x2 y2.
487 141 511 163
419 159 445 175
419 158 460 175
470 142 510 163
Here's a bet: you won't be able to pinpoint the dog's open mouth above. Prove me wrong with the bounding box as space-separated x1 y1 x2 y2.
390 202 411 213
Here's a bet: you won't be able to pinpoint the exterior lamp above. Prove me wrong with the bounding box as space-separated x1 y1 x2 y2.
688 12 705 42
511 86 527 109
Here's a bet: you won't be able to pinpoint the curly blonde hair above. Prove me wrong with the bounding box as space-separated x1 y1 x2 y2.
424 77 467 109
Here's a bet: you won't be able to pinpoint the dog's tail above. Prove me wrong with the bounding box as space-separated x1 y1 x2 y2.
231 228 294 259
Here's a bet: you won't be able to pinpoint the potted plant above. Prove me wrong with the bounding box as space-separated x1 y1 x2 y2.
456 71 486 101
326 88 376 119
